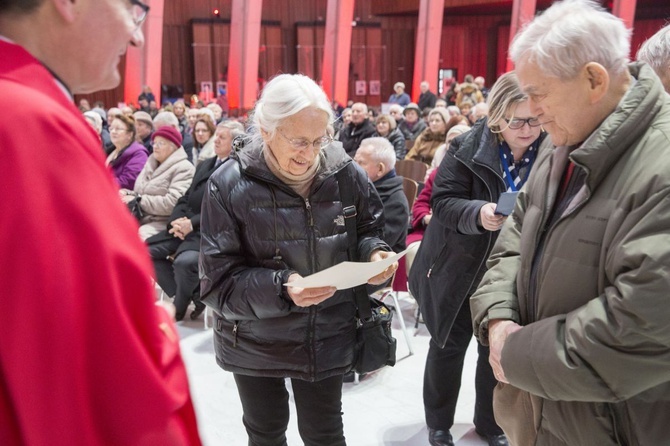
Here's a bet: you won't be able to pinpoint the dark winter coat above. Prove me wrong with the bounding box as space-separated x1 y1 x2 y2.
409 118 544 346
199 140 389 381
418 90 437 110
339 119 376 157
398 119 427 141
373 171 409 253
374 128 407 160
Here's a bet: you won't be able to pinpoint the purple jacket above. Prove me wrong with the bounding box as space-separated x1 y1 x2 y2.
108 141 149 190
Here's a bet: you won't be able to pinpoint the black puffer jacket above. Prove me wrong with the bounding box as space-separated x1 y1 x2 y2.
200 140 388 381
374 127 407 160
409 118 545 347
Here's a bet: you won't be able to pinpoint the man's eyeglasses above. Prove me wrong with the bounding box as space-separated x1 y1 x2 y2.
504 117 541 130
277 128 332 150
129 0 150 26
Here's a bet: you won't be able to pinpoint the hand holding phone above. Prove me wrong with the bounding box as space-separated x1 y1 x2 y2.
494 191 519 216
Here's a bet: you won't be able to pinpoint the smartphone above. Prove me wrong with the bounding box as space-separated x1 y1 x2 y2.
494 191 519 216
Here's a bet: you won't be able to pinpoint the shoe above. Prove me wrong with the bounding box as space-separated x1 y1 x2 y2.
428 428 454 446
477 432 509 446
189 303 206 320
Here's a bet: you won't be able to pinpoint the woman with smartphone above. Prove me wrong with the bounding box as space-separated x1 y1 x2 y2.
409 71 546 446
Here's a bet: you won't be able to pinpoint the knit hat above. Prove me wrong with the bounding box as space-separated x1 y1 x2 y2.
151 126 182 148
133 111 154 129
403 103 421 116
429 107 451 127
447 124 471 140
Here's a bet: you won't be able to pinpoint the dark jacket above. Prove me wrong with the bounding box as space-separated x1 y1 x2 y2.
409 118 544 347
373 171 409 253
418 90 437 110
145 156 220 254
374 128 407 160
200 140 389 381
339 119 376 157
398 119 427 142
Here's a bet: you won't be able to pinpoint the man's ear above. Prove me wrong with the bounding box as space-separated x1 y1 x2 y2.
50 0 77 23
584 62 610 104
377 162 387 178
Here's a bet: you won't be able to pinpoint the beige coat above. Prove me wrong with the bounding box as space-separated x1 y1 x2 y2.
132 147 194 239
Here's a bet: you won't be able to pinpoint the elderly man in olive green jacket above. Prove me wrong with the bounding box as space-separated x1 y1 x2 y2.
470 1 670 445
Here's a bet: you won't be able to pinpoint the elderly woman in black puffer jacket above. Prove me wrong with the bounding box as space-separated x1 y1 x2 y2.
199 73 397 446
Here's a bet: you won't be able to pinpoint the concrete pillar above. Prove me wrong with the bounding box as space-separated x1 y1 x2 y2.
321 0 355 108
612 0 637 30
412 0 445 102
227 0 263 113
506 0 537 71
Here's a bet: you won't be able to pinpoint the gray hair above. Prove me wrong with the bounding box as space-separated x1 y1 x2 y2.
249 74 333 146
83 111 102 134
216 120 245 139
486 71 527 133
153 111 180 130
198 108 217 126
637 24 670 76
510 0 631 79
388 104 404 115
375 114 397 130
359 137 396 170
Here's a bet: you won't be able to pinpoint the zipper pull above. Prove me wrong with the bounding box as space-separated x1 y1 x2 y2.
427 268 432 278
305 198 314 226
232 322 239 347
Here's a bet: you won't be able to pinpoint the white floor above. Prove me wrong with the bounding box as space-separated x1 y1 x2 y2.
176 293 488 446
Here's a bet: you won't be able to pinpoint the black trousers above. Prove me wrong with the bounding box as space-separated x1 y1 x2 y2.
150 239 202 320
233 374 346 446
423 300 502 436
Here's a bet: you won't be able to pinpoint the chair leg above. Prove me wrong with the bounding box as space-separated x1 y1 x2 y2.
390 291 414 356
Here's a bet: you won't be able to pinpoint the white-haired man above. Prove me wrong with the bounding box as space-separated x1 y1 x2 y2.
338 102 376 157
418 81 438 110
355 137 409 253
637 24 670 93
471 1 670 445
0 0 200 444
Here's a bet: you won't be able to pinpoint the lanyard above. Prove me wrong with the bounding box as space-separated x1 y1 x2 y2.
499 145 536 192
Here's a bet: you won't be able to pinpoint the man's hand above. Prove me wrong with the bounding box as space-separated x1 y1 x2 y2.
480 202 507 231
169 217 193 240
367 249 398 285
286 274 337 307
488 319 522 383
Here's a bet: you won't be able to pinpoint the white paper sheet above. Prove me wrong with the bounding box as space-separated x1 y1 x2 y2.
284 248 411 290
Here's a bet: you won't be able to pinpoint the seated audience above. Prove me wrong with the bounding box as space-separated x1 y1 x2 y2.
428 124 472 179
339 102 376 157
398 103 427 141
355 137 409 253
406 108 457 165
373 113 407 160
147 121 245 321
456 74 485 108
154 111 194 164
134 110 154 152
192 117 217 165
106 115 149 190
120 126 195 240
83 110 104 152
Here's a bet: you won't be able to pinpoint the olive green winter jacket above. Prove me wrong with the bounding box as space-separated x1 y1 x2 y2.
471 63 670 445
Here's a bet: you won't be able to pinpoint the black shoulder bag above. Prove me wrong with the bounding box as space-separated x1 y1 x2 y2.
335 167 397 374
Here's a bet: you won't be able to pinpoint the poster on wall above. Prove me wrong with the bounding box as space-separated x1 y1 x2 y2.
200 81 214 103
355 80 367 96
216 81 228 97
369 80 380 96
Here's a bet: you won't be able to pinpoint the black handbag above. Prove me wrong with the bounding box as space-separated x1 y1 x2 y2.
126 196 143 221
336 167 397 374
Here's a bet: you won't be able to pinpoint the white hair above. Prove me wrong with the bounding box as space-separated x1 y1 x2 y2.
637 24 670 75
388 104 404 114
250 74 333 146
83 111 102 134
198 107 216 126
359 137 396 170
510 0 631 79
153 111 180 130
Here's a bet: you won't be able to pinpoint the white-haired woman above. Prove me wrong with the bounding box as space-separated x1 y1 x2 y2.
199 73 398 445
409 71 545 446
373 113 407 160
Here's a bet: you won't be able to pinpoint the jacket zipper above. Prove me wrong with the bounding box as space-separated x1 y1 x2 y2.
304 197 318 380
232 321 239 347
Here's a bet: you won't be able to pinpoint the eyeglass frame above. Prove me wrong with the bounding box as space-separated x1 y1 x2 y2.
276 128 333 150
129 0 150 26
503 117 542 130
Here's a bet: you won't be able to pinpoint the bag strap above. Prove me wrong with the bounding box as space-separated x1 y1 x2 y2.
335 166 373 320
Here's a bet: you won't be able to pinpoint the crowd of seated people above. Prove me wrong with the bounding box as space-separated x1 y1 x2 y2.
81 77 485 321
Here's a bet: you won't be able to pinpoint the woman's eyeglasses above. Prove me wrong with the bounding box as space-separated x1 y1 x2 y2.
129 0 150 26
277 128 332 150
504 117 541 130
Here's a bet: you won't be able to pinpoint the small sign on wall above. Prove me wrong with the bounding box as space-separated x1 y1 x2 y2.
355 80 367 96
369 80 380 96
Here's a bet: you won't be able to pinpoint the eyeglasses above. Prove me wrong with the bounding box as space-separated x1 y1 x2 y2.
277 128 332 150
195 129 211 134
109 127 128 133
504 117 541 130
129 0 150 26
